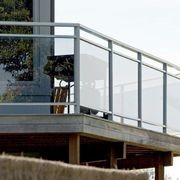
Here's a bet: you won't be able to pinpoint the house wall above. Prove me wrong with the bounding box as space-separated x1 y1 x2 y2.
0 0 55 114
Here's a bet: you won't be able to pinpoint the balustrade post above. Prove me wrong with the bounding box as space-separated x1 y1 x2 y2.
163 63 167 133
137 52 142 128
108 40 113 120
74 26 80 113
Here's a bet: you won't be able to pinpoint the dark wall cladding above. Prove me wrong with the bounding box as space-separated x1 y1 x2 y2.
0 0 55 114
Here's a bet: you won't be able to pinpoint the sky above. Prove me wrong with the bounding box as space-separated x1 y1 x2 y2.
55 0 180 178
55 0 180 67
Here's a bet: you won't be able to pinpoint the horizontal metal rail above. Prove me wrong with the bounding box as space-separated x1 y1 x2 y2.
80 105 112 114
0 103 76 106
114 113 166 129
80 37 111 52
142 120 165 128
0 21 180 71
0 33 75 38
113 113 141 122
113 50 140 63
79 24 180 70
0 21 80 27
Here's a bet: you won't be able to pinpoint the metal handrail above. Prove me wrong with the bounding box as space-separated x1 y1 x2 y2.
0 21 80 27
0 102 76 106
0 33 75 38
1 21 180 71
80 24 180 70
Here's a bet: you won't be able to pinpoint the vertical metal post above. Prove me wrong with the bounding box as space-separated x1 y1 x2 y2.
74 26 80 113
137 52 142 128
120 85 124 123
163 63 167 133
68 82 70 113
108 40 113 120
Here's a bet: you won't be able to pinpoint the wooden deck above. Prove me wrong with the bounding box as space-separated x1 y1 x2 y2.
0 114 180 179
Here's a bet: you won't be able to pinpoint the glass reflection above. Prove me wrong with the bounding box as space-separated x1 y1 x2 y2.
0 38 33 81
0 0 33 81
167 76 180 133
0 37 74 114
113 54 138 119
142 65 163 128
0 0 32 21
80 41 109 112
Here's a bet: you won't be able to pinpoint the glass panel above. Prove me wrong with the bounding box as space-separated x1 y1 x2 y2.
113 54 138 119
142 65 163 130
0 1 33 34
80 40 109 112
0 37 74 114
167 66 180 76
113 45 137 59
0 1 32 21
80 31 108 48
123 118 138 127
0 37 33 81
167 76 180 134
55 27 74 35
55 38 74 55
142 56 163 70
142 123 162 132
54 38 74 114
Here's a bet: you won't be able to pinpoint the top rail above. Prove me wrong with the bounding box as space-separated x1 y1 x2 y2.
80 24 180 70
1 21 180 71
0 21 80 27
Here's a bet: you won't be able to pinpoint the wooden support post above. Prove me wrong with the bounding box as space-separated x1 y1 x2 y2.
108 142 126 169
109 146 118 168
69 134 80 164
155 164 164 180
154 152 172 180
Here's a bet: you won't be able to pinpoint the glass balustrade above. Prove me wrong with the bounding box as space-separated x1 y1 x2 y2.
0 22 180 135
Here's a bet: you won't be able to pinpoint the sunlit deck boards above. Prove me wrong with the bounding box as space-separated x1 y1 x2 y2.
0 114 180 154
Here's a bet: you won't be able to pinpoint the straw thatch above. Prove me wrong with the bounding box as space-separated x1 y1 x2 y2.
0 155 149 180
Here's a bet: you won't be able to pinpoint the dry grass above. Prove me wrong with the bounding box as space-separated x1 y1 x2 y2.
0 155 149 180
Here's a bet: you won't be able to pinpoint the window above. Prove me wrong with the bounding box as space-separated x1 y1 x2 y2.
0 0 33 81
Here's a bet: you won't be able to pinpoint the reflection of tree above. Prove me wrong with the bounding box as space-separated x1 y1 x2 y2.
0 84 20 102
0 0 33 81
44 55 74 82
